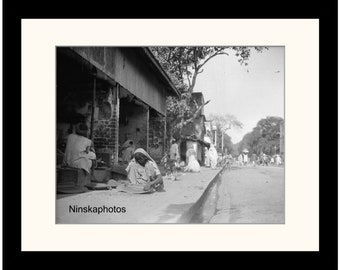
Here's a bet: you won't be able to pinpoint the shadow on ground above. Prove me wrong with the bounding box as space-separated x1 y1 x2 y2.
157 203 195 223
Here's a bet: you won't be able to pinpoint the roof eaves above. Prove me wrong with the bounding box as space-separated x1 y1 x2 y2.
141 47 180 97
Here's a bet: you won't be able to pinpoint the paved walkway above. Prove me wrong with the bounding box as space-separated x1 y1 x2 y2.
56 167 222 224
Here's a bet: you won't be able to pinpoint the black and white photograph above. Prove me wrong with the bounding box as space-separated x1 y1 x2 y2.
56 46 285 224
17 17 327 256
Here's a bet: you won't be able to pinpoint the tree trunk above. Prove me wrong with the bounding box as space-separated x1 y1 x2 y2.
173 100 210 131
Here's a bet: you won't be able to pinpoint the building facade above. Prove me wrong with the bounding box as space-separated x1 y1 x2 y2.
180 92 209 165
57 47 179 168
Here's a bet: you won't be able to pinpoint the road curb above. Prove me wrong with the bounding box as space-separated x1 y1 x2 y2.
177 166 227 223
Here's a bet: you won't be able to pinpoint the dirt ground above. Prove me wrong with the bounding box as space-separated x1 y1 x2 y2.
210 165 285 223
56 167 222 224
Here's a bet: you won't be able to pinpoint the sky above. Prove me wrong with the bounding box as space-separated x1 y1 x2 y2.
194 47 284 144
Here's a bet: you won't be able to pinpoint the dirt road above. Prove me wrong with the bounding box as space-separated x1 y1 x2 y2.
210 165 284 223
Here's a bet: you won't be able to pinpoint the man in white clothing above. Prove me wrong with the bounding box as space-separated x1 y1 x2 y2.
63 123 96 174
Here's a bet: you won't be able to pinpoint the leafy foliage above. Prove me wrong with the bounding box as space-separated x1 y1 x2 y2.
208 113 243 154
238 116 284 155
150 46 267 137
216 130 235 155
150 46 266 93
209 113 243 131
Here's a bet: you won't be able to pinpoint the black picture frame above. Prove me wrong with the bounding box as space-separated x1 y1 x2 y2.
4 0 337 269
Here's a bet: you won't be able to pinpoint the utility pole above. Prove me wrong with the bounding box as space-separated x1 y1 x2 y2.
221 131 224 154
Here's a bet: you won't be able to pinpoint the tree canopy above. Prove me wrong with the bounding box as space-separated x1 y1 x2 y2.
150 47 266 94
150 46 267 140
209 113 243 131
238 116 284 156
207 113 243 155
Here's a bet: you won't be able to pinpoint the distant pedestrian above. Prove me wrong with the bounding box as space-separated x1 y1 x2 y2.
276 155 282 165
262 154 269 166
238 154 243 166
243 153 248 165
256 155 260 166
217 153 223 167
209 144 218 169
184 146 200 172
169 139 180 174
252 153 257 167
226 153 233 170
204 146 210 167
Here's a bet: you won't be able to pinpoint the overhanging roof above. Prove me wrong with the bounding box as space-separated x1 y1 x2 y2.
140 48 180 97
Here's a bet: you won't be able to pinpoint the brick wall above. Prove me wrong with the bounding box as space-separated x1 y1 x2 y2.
93 87 118 166
119 105 148 151
93 118 116 150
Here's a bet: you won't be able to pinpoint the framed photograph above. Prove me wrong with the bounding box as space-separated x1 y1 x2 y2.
4 1 337 268
21 17 320 249
54 45 285 226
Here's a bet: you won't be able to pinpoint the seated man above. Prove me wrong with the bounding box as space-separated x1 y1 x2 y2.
63 123 96 174
125 148 165 192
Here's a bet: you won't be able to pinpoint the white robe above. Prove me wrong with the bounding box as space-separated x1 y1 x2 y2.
63 134 96 173
185 155 200 172
204 148 210 166
209 146 218 169
125 159 160 185
125 148 161 185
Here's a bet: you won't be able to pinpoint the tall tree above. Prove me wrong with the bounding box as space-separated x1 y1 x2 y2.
151 47 266 94
216 129 235 155
209 113 243 131
238 116 284 155
208 113 243 154
150 46 266 139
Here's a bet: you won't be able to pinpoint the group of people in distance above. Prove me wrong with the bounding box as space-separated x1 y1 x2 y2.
167 138 229 174
167 139 223 174
164 139 201 176
237 152 283 167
